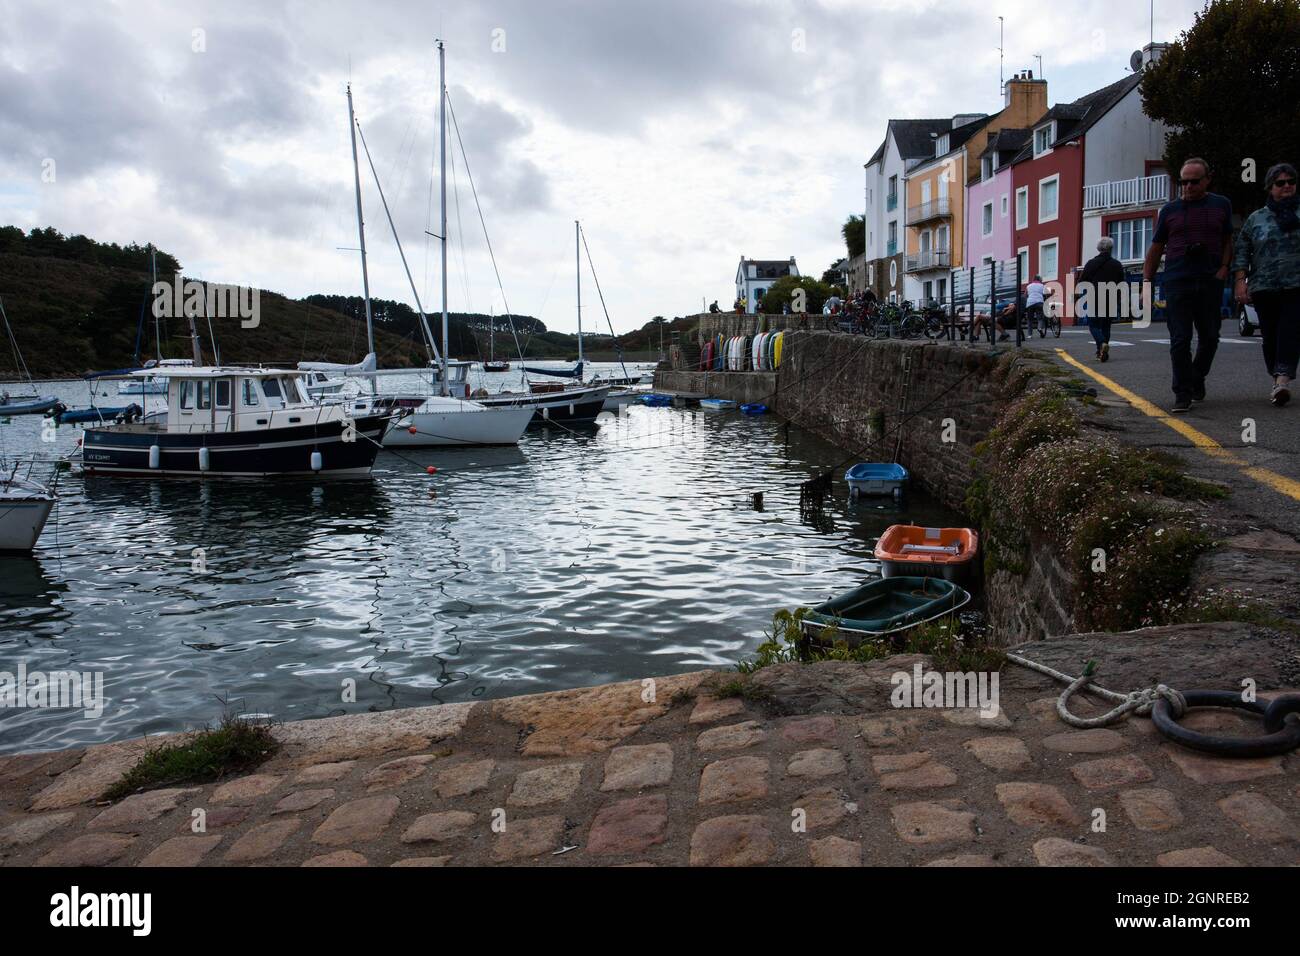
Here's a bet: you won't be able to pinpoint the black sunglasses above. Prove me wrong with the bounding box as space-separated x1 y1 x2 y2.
1273 178 1297 187
1179 177 1205 186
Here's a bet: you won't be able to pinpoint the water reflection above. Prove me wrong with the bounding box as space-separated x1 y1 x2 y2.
0 395 966 753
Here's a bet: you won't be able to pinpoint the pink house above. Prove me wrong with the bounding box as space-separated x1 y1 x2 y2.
964 128 1030 268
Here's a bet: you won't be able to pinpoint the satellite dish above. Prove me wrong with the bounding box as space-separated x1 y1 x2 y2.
1130 49 1144 73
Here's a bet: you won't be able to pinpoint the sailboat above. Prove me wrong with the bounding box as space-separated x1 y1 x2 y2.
482 307 510 373
329 58 532 448
0 296 63 417
473 221 610 427
0 455 55 551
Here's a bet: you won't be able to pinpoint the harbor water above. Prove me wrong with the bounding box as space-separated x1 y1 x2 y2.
0 366 966 753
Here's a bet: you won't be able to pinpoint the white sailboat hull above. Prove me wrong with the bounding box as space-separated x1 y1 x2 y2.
370 397 533 447
0 480 54 551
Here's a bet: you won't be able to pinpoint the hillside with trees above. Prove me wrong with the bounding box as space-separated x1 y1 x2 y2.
0 226 668 379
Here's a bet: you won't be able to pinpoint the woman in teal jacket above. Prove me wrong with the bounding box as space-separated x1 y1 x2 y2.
1233 162 1300 406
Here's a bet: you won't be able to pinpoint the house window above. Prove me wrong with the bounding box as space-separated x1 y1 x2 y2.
937 278 947 301
982 202 994 237
1033 123 1055 156
921 180 932 204
1108 217 1155 261
1017 247 1030 280
936 134 949 156
936 224 949 253
923 280 934 302
982 155 994 181
1001 195 1008 217
1039 175 1059 223
1016 187 1029 228
1039 239 1059 281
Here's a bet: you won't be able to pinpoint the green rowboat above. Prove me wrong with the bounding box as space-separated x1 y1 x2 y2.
800 576 970 646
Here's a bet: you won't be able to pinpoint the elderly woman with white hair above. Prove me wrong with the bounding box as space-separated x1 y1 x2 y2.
1077 235 1127 361
1233 162 1300 406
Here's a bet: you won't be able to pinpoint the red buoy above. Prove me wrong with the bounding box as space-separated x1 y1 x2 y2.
408 425 418 434
427 466 438 475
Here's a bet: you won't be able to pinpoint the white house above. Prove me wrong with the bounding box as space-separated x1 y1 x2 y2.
1080 43 1173 269
735 257 799 313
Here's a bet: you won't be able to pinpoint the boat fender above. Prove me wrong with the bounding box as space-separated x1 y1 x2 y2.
310 450 323 472
542 406 550 419
569 403 575 415
198 447 210 472
148 444 160 469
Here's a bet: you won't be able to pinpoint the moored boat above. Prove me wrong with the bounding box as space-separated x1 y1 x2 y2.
699 398 736 412
846 462 909 499
0 471 55 551
801 576 970 645
874 524 980 583
81 367 393 477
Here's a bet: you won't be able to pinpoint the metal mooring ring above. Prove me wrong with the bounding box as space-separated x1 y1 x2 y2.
1151 691 1300 758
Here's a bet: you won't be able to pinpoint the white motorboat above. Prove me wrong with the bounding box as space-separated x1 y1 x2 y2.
301 369 347 398
0 470 54 552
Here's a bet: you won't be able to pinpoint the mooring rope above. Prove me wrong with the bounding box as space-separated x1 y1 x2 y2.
1005 653 1187 728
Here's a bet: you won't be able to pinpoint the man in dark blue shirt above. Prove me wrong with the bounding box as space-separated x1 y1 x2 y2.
1143 157 1235 412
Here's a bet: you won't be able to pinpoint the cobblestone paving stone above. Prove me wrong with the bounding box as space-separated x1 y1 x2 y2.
0 662 1296 867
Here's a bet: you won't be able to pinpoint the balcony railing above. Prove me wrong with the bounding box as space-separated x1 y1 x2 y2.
905 249 951 273
886 240 898 257
906 198 952 225
1083 174 1170 211
886 193 898 212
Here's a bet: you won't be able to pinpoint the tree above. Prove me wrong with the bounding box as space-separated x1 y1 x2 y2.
841 214 865 259
1141 0 1300 215
756 275 838 314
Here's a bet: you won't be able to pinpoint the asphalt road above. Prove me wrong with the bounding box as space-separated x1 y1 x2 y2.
1007 319 1300 536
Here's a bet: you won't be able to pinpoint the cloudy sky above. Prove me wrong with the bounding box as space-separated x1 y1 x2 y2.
1 0 1205 341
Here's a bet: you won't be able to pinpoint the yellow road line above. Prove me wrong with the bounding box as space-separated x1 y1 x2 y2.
1055 348 1300 502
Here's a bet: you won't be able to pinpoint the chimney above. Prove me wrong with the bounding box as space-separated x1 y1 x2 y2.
1004 71 1048 124
1141 42 1169 68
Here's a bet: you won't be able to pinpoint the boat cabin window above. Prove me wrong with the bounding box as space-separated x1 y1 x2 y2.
197 381 212 410
179 381 194 409
241 379 260 407
284 377 306 403
215 379 232 409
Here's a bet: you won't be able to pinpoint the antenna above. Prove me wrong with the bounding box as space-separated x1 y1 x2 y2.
997 16 1004 100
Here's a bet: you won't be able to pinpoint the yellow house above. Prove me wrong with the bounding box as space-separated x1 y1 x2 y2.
903 74 1048 305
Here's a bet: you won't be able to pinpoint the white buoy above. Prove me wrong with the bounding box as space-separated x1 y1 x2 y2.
310 450 323 472
198 447 210 472
148 445 160 469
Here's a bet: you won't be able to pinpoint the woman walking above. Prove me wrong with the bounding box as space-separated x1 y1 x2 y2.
1233 162 1300 407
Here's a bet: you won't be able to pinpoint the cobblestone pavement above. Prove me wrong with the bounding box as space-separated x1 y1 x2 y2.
1 657 1296 867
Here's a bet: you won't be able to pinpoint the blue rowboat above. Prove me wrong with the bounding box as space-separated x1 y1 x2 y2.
740 403 767 415
801 576 970 646
699 398 736 412
53 404 142 425
641 394 673 407
845 462 908 499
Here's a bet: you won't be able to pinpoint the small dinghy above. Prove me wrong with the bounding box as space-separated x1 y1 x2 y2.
53 404 142 426
740 403 768 415
0 394 64 417
699 398 736 412
874 525 980 583
846 462 908 499
801 576 970 645
641 394 673 407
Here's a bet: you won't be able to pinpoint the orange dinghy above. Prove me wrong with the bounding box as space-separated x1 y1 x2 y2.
874 525 979 583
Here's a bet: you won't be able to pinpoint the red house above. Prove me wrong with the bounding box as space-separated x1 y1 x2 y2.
1009 76 1142 324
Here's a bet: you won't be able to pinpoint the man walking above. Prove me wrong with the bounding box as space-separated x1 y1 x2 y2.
1078 236 1126 361
1143 157 1235 412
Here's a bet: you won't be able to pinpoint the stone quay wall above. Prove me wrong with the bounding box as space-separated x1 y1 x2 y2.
656 332 1076 642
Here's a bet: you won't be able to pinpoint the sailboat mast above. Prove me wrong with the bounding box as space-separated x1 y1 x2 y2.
347 84 377 393
438 40 450 398
575 219 583 366
150 244 162 362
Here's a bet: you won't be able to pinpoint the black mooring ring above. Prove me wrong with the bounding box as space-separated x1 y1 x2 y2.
1151 691 1300 758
